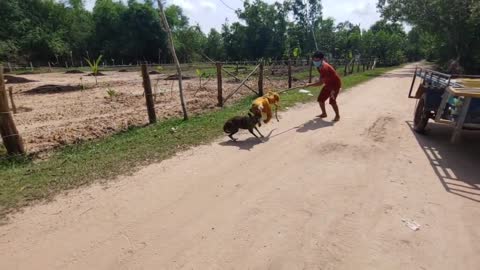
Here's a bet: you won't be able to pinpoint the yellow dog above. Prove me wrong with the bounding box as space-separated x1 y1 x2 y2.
250 90 280 125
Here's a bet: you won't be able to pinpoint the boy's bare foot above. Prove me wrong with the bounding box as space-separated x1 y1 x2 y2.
317 113 327 118
333 115 340 122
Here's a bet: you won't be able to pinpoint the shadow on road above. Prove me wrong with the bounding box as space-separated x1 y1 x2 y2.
219 130 274 151
296 118 334 133
219 118 335 150
406 121 480 203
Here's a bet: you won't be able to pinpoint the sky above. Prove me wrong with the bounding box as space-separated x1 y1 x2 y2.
85 0 382 32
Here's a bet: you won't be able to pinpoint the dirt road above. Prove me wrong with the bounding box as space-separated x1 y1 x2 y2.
1 65 479 269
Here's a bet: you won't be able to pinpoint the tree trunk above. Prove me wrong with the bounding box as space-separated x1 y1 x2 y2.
157 0 188 120
0 66 25 156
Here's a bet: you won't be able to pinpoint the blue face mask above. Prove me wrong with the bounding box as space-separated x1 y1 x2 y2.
313 60 323 68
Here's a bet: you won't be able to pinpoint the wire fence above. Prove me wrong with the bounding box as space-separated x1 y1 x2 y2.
0 57 382 159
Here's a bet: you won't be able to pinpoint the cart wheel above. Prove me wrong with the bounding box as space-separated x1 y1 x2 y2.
413 96 429 133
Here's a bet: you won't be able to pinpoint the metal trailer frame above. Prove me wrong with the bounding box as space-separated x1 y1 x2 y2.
408 67 480 143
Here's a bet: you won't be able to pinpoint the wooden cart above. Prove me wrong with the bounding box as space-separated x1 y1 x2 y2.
408 67 480 142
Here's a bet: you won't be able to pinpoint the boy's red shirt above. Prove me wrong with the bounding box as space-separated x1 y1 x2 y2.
318 61 341 87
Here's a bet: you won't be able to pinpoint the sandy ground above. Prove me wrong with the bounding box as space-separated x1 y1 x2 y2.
6 69 304 153
1 64 479 269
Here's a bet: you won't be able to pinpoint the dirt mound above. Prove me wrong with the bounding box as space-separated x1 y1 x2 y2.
4 75 37 84
24 84 84 95
65 70 84 74
87 72 106 76
149 70 161 75
165 74 192 80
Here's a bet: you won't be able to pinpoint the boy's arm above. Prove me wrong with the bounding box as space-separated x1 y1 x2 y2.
306 73 324 87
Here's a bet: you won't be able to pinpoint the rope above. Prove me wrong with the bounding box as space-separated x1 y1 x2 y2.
1 133 21 139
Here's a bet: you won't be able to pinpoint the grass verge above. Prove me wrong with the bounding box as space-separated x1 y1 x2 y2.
0 66 398 218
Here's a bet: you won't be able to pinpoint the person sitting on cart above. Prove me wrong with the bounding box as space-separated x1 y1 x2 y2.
307 51 342 121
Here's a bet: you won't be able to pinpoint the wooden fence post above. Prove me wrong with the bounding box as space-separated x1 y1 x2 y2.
0 66 25 156
216 62 223 107
288 59 292 89
48 62 52 72
141 64 157 124
357 60 361 73
7 62 12 72
65 61 69 69
344 59 348 76
8 87 16 114
29 62 34 72
258 60 264 96
308 59 313 83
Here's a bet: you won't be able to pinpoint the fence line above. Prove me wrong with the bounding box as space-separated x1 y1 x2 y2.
1 57 381 157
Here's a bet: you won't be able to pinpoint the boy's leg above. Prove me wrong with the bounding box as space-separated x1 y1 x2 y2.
317 86 329 118
319 102 327 117
330 87 340 121
331 103 340 121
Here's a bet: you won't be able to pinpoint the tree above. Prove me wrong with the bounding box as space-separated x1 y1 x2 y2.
156 0 188 120
378 0 480 73
288 0 323 55
205 29 225 60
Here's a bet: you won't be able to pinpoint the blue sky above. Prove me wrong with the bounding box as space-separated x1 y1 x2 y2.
85 0 382 32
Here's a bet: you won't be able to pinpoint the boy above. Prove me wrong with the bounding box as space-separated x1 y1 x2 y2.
307 51 342 121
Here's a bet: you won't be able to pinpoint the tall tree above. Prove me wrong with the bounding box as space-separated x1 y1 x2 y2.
205 29 225 60
378 0 480 73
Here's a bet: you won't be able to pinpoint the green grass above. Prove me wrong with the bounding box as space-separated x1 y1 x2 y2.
0 66 398 218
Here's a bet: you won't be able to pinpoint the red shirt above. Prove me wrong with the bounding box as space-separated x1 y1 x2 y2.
318 61 341 87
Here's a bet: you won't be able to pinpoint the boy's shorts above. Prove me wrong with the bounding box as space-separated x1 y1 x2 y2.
318 84 341 105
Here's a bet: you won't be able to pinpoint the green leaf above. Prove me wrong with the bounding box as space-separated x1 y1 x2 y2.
293 47 300 58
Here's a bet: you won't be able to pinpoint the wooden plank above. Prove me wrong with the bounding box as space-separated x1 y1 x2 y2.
202 53 256 93
288 59 292 88
451 97 472 143
141 64 157 124
258 61 264 96
435 92 451 122
223 64 260 104
448 86 480 98
216 63 223 107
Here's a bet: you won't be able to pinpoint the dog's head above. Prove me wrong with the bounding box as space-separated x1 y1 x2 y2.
250 103 263 116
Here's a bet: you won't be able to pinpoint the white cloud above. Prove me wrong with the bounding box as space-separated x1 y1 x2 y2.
200 1 217 12
352 2 373 16
172 0 195 12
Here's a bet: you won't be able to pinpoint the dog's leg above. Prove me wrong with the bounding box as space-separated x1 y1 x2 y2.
248 128 259 138
275 105 279 122
254 127 264 137
228 134 237 142
228 130 238 141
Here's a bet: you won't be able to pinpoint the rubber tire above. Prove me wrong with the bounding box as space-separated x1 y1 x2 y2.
413 96 429 134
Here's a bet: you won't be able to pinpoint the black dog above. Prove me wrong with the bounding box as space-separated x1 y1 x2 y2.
223 113 264 141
